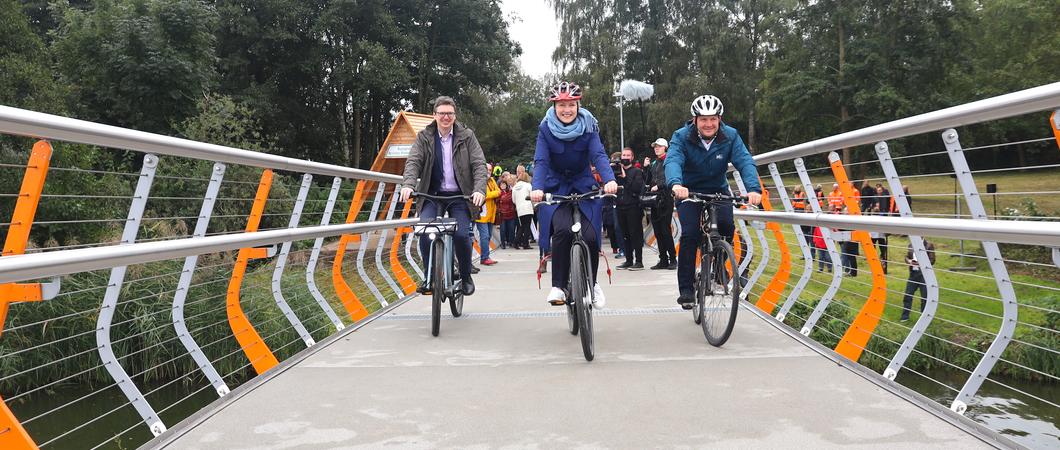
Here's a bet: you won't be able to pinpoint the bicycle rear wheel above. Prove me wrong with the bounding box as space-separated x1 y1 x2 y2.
571 244 594 361
449 259 464 317
700 240 740 346
430 239 444 337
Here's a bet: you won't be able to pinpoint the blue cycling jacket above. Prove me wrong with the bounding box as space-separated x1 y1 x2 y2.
663 121 761 194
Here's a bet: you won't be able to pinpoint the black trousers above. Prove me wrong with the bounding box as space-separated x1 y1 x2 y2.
649 203 676 263
676 199 735 293
549 205 600 288
617 207 644 263
515 214 533 247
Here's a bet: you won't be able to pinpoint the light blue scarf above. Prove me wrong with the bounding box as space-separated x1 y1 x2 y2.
544 106 598 141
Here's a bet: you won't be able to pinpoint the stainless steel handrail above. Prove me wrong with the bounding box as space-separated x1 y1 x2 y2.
0 105 404 183
733 210 1060 247
0 219 418 284
750 82 1060 165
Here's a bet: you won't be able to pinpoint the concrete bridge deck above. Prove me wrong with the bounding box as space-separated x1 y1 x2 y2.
153 248 992 449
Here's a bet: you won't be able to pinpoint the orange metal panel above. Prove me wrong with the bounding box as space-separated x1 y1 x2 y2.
0 140 51 449
1051 111 1060 151
390 200 417 294
332 180 372 321
226 170 279 375
0 398 38 450
755 187 791 314
829 157 888 362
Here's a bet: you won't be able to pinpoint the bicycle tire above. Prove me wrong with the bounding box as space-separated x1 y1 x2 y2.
571 244 594 361
449 259 464 317
700 240 740 346
431 239 444 337
693 253 708 325
567 293 578 335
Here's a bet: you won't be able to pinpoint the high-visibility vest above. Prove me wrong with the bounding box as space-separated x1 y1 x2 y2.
792 192 807 210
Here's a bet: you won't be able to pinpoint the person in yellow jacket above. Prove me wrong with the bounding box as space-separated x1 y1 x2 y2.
475 166 501 265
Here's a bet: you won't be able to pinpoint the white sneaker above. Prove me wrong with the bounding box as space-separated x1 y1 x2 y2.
547 287 566 305
592 283 606 309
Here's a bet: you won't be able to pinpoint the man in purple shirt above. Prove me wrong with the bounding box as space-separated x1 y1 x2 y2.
400 96 489 296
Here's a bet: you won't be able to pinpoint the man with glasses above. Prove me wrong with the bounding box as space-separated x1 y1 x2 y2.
400 96 489 296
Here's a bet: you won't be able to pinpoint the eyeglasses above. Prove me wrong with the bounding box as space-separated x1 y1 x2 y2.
434 111 455 117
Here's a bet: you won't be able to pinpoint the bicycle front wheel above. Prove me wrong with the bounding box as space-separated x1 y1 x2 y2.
700 240 740 347
430 239 445 337
571 244 594 361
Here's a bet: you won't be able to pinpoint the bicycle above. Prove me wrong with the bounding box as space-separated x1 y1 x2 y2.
683 192 747 347
535 188 616 361
411 193 471 337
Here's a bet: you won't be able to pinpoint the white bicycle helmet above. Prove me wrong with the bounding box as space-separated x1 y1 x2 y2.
690 94 724 117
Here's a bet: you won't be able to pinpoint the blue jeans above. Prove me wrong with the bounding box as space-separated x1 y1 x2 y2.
500 218 516 246
418 196 473 279
676 198 735 294
475 221 492 261
817 248 832 272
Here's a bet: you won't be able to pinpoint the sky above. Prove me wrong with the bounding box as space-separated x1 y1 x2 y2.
500 0 560 79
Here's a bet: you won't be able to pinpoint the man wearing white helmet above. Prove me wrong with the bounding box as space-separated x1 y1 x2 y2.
664 94 763 309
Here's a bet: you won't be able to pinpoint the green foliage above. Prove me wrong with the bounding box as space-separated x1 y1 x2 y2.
50 0 219 134
0 0 67 114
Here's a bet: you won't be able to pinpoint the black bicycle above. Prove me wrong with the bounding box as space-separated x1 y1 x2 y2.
411 193 470 337
684 192 746 347
535 188 615 361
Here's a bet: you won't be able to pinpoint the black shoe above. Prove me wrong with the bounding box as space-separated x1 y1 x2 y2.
666 261 677 270
461 277 475 296
416 283 432 295
617 261 633 270
650 261 668 270
630 262 644 270
471 265 481 274
677 290 695 309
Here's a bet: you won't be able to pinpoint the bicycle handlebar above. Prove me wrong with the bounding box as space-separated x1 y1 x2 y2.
412 192 473 201
684 192 749 205
524 187 620 203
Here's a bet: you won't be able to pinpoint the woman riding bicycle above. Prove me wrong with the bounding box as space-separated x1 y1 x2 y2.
529 81 619 307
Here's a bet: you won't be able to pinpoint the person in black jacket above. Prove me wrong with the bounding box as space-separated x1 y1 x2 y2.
645 138 677 269
615 147 645 269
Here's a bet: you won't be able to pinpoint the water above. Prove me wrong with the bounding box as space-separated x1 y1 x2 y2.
896 369 1059 449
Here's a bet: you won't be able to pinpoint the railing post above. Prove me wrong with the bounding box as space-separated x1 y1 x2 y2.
0 140 60 450
828 152 889 362
768 163 814 322
390 198 418 294
357 183 389 307
171 162 231 397
942 128 1019 415
270 174 317 347
405 223 425 280
375 189 404 298
332 180 372 321
95 154 166 436
754 179 792 314
875 142 941 381
732 171 770 298
794 158 844 336
226 169 280 375
306 177 346 331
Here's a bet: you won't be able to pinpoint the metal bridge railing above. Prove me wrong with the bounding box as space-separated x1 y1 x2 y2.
725 82 1060 449
0 108 425 449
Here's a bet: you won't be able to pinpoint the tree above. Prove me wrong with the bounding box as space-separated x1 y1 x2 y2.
51 0 219 134
0 0 66 114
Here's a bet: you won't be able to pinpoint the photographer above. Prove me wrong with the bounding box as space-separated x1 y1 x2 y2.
615 147 645 269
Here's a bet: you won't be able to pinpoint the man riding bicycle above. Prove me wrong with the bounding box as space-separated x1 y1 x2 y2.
529 81 618 308
400 96 489 297
665 94 763 309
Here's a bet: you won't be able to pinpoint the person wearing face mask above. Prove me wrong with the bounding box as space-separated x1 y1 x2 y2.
646 138 677 270
665 94 763 309
615 147 646 270
529 81 618 307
